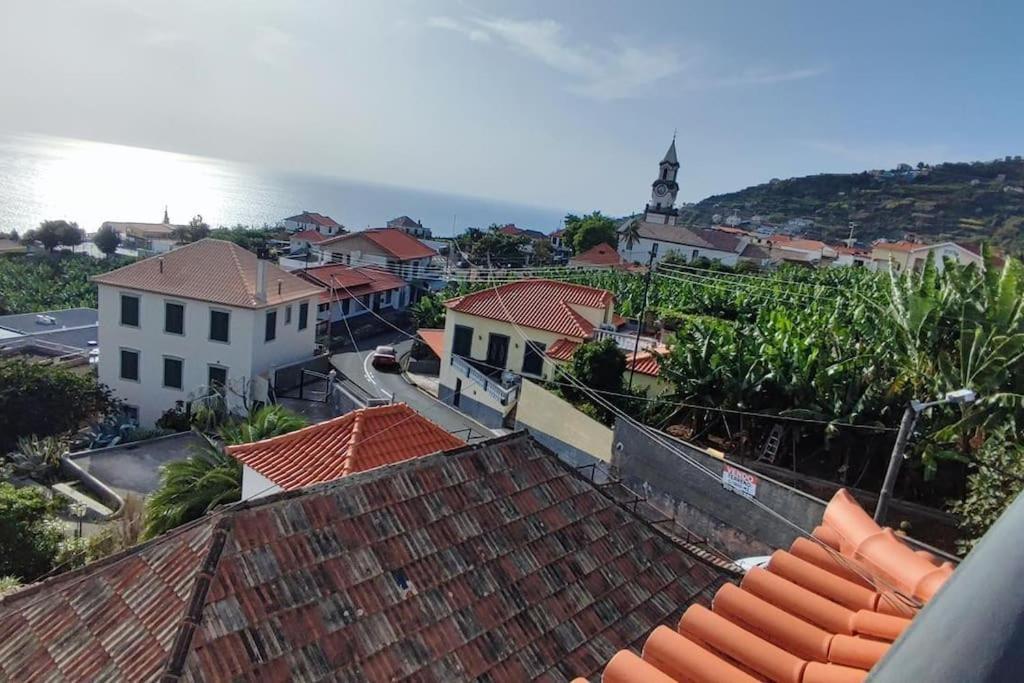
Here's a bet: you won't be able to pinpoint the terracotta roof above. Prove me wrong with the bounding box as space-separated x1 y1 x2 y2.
626 346 668 378
91 239 323 308
833 245 870 256
773 238 828 252
290 229 329 243
871 240 920 253
445 279 613 338
636 222 742 253
571 243 630 268
498 224 524 236
739 243 771 261
387 215 421 229
321 228 436 261
227 404 463 490
711 225 753 236
0 434 733 681
416 328 445 359
546 338 582 362
298 264 406 303
577 489 956 683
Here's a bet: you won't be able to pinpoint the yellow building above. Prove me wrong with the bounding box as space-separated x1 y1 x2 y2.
438 279 624 428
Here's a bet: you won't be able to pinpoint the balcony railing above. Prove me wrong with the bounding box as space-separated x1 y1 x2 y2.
450 354 520 406
592 327 658 352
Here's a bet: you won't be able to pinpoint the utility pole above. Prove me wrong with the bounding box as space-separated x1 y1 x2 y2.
628 243 658 390
874 389 978 524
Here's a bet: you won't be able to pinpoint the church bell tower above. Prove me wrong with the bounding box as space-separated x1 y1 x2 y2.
645 136 680 224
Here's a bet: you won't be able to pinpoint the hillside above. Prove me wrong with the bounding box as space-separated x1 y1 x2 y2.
679 158 1024 251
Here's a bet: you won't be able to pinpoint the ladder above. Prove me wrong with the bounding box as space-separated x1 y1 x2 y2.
758 425 785 463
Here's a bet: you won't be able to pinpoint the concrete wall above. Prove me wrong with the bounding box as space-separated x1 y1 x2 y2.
514 380 612 471
612 417 827 558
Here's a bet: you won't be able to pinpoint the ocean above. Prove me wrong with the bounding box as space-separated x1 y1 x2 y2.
0 132 568 236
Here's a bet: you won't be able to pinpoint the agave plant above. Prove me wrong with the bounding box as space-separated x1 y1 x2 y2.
7 435 68 482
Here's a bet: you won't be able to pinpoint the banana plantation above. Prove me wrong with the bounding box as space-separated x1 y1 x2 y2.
444 249 1024 548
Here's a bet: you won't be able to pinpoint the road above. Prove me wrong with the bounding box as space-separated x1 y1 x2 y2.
330 330 495 443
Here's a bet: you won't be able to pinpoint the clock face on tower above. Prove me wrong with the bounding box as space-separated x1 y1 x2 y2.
654 183 669 198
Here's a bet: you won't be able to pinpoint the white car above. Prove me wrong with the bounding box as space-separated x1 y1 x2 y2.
371 345 399 371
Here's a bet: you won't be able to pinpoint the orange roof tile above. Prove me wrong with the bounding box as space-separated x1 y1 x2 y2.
570 242 630 267
416 328 445 359
546 337 582 361
226 404 463 490
290 229 329 243
445 279 613 338
298 264 406 303
321 228 436 260
91 239 323 309
575 489 956 683
626 346 668 378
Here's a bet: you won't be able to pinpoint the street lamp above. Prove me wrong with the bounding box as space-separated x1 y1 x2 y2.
874 389 978 523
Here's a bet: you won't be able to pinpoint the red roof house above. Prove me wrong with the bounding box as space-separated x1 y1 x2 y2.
569 243 636 270
227 403 464 494
320 228 436 262
298 264 408 304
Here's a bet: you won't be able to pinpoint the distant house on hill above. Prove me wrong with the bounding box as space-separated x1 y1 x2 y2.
496 224 546 240
386 215 431 239
280 211 345 237
766 236 837 266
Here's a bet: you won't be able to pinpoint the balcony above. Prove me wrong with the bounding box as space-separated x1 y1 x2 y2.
592 327 658 352
450 354 520 406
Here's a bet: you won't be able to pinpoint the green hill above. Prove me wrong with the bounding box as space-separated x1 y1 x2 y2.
677 158 1024 252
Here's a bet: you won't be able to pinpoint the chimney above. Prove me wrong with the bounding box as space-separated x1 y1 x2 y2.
256 260 267 301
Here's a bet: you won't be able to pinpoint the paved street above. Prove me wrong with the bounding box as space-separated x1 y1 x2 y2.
330 330 495 442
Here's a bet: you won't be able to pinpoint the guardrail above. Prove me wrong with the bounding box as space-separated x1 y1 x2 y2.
592 327 658 352
450 354 520 405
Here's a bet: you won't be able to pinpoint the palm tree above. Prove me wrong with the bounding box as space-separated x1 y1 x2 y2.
143 434 242 539
620 217 642 253
143 406 308 538
219 405 309 445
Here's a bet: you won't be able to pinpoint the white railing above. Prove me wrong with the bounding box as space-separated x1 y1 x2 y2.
450 355 520 406
592 327 658 352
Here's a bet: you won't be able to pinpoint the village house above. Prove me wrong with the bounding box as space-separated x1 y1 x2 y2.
437 279 653 427
280 210 345 236
317 228 436 289
295 263 410 334
91 239 323 426
832 244 873 268
766 235 838 266
870 240 983 273
228 403 463 500
288 228 330 254
568 242 637 271
102 220 185 254
386 215 432 239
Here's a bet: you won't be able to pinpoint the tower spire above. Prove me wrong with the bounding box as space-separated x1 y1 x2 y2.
163 206 170 224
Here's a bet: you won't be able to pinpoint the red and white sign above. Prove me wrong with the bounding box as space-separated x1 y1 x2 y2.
722 465 758 499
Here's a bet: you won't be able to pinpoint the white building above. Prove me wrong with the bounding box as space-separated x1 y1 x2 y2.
92 239 324 427
386 216 432 239
102 221 184 254
295 264 411 333
281 211 345 236
869 240 984 274
318 228 437 284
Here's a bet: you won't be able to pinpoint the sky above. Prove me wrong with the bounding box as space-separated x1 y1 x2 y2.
1 0 1022 216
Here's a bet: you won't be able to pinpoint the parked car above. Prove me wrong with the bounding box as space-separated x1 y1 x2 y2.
371 345 399 371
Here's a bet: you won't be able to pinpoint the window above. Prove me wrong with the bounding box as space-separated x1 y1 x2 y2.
318 303 328 313
691 249 699 261
163 357 183 389
341 299 350 316
120 348 139 381
298 302 309 330
285 305 292 325
164 301 184 335
522 341 546 376
486 333 510 369
265 310 277 342
208 365 227 390
209 309 230 342
452 325 473 357
120 294 139 327
383 289 392 305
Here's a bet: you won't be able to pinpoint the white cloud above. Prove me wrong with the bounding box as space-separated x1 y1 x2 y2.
429 16 687 100
705 65 828 88
427 16 491 43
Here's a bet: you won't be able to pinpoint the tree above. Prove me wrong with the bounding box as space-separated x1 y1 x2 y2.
621 218 642 252
0 482 64 581
950 430 1024 555
532 239 555 265
22 220 83 253
560 338 629 424
410 293 446 328
93 224 121 257
188 214 210 242
0 359 115 452
568 212 618 253
144 406 308 538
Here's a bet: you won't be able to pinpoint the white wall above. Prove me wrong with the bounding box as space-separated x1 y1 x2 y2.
619 236 739 266
242 465 282 500
97 285 316 427
250 296 319 386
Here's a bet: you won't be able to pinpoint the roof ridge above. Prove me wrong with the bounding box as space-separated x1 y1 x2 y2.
224 241 255 306
161 517 233 679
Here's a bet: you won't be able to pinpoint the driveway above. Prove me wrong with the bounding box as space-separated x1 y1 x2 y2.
331 330 495 442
